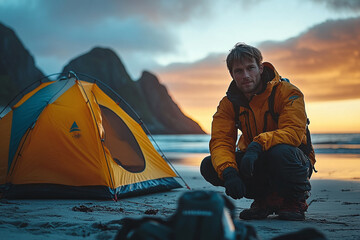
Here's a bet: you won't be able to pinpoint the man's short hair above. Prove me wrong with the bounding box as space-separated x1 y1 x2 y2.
226 43 263 74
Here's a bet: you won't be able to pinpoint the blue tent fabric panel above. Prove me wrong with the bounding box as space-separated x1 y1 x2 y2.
115 177 182 199
8 79 75 172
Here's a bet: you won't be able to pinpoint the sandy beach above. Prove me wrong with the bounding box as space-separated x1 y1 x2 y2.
0 162 360 240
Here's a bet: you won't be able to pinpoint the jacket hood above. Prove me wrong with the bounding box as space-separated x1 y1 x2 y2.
226 62 279 107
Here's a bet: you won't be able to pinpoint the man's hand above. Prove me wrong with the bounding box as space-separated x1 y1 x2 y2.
240 141 262 178
222 167 245 199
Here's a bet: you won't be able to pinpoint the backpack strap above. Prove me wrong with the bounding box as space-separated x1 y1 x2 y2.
232 79 313 159
266 81 313 159
268 84 280 123
263 84 279 132
298 118 312 157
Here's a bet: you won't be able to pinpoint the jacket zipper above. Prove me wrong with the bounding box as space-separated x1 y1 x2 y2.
239 109 252 143
249 107 259 137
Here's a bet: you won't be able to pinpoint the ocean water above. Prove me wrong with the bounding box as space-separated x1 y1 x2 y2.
2 102 359 179
151 134 360 180
3 105 359 155
151 133 360 155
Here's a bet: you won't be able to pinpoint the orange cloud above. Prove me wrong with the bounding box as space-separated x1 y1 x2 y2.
157 53 230 110
311 0 360 13
259 17 360 101
156 17 360 133
159 17 360 105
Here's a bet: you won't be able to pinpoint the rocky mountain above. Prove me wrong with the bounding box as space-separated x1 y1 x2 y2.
61 47 205 134
0 21 205 134
137 71 204 134
0 23 45 106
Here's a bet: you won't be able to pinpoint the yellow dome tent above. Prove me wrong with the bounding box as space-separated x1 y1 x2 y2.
0 73 183 199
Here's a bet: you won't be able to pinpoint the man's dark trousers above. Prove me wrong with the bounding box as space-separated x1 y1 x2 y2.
200 144 312 200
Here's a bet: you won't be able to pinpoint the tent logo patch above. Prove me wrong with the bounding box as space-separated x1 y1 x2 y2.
70 121 81 138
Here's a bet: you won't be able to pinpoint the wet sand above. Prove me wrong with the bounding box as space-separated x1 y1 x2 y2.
0 155 359 239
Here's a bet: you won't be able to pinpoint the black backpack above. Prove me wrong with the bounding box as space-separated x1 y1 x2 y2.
115 190 258 240
232 78 313 158
114 190 326 240
170 190 258 240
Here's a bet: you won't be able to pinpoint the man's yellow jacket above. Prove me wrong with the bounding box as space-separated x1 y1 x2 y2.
210 62 316 178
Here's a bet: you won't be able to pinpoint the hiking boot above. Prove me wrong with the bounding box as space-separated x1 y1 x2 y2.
278 198 308 221
240 193 284 220
239 199 271 220
266 192 284 213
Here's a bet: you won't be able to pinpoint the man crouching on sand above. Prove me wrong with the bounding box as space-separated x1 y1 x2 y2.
200 43 316 221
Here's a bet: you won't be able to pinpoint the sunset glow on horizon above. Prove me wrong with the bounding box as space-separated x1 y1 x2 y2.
175 99 360 135
156 16 360 135
1 0 360 134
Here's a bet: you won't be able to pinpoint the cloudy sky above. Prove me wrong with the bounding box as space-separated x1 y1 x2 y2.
1 0 360 133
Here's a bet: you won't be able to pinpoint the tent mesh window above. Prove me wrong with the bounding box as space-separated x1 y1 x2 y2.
100 105 145 173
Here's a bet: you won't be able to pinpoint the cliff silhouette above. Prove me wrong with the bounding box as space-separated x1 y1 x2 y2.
0 22 205 134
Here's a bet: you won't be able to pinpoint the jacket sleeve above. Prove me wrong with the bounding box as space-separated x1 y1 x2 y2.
209 97 238 178
253 82 307 151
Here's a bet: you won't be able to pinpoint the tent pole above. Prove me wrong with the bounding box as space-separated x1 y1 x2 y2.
143 123 191 190
68 72 191 190
75 76 117 200
0 72 63 118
